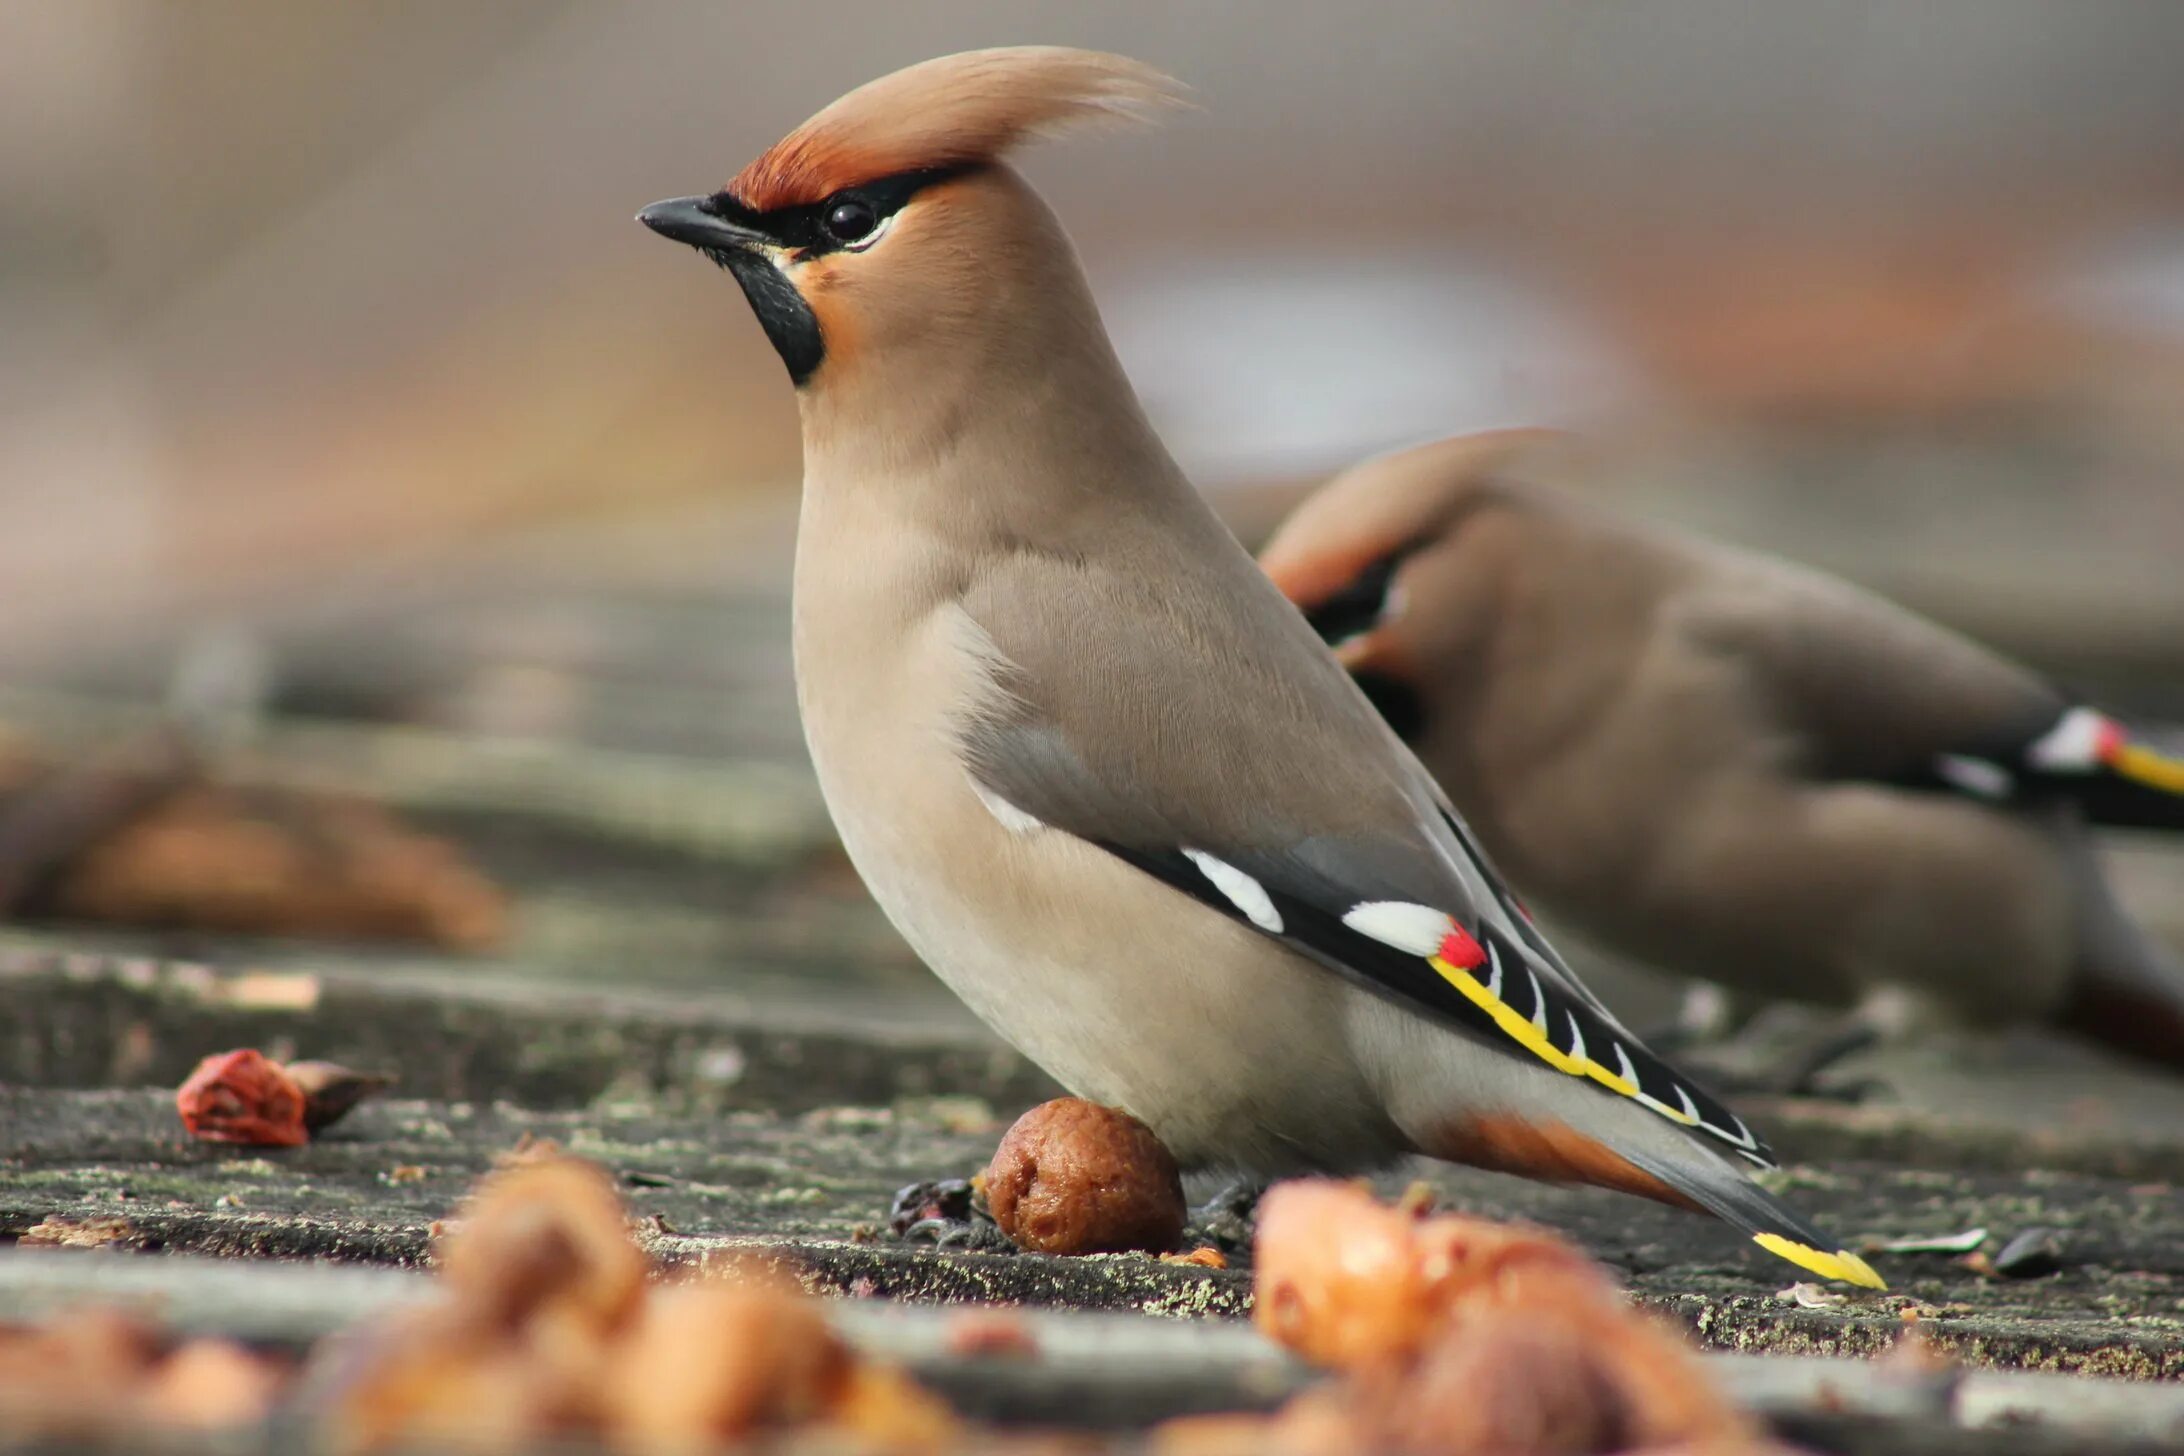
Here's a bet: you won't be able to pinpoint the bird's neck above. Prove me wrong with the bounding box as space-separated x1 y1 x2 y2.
794 270 1190 557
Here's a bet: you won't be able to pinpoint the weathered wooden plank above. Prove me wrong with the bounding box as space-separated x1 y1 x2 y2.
4 1087 2182 1379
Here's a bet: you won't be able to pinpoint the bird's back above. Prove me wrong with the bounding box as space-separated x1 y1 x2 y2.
1408 473 2057 874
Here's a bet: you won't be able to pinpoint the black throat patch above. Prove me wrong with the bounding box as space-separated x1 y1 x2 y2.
712 252 825 386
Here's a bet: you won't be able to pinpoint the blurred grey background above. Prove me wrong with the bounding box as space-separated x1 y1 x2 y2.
1 1 2181 1012
5 1 2183 662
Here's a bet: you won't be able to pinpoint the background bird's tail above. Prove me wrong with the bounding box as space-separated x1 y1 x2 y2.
1617 1145 1885 1289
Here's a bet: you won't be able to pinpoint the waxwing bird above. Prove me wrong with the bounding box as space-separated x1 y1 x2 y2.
640 47 1881 1287
1261 430 2184 1070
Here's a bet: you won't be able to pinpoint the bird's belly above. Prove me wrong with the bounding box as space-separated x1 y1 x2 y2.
793 643 1395 1171
834 775 1406 1173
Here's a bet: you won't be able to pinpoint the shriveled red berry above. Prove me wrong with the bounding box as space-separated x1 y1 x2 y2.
175 1049 308 1148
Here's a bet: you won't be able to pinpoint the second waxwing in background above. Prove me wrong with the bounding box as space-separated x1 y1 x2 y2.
641 47 1882 1287
1261 430 2184 1071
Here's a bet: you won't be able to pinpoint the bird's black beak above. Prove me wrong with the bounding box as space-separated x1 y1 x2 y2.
640 191 825 387
637 196 770 254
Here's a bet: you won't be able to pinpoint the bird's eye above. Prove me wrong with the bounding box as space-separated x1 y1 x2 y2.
822 197 879 244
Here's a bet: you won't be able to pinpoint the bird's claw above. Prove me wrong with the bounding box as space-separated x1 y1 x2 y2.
1186 1177 1267 1256
901 1216 1014 1252
887 1177 974 1234
887 1176 1011 1251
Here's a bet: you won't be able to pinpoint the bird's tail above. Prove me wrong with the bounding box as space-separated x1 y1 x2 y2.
1618 1145 1885 1289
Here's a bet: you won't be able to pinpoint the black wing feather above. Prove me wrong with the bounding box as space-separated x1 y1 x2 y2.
1099 838 1775 1168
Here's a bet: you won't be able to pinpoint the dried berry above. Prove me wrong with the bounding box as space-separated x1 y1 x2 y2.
1229 1181 1756 1455
175 1049 308 1148
436 1153 648 1342
143 1339 287 1429
602 1281 849 1447
1254 1180 1610 1370
983 1098 1186 1256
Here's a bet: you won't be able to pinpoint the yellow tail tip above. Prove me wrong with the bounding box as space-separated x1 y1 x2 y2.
1752 1233 1888 1290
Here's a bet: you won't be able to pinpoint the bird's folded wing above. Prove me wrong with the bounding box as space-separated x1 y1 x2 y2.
1709 565 2184 829
960 712 1775 1170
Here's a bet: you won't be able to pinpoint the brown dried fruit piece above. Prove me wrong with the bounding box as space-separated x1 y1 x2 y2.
176 1049 308 1147
823 1362 964 1453
323 1156 649 1452
602 1281 850 1448
143 1339 289 1429
1254 1179 1607 1369
309 1304 582 1456
334 1156 968 1455
1241 1182 1756 1454
984 1098 1186 1255
175 1050 389 1147
0 1309 271 1439
435 1152 648 1344
1344 1305 1700 1453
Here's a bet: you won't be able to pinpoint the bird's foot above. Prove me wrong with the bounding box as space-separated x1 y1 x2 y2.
886 1177 1013 1252
1185 1177 1267 1257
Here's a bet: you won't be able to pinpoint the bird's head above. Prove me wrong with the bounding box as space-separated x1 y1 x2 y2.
640 47 1182 397
1260 430 1567 743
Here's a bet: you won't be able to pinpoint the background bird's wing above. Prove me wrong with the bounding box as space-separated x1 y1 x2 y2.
1910 704 2184 832
1695 558 2184 829
957 546 1774 1167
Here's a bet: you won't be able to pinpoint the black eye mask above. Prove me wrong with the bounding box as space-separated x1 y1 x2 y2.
701 165 971 261
658 166 974 386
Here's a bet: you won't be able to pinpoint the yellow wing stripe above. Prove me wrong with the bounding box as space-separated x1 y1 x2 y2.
1428 953 1648 1103
1753 1233 1888 1290
2112 743 2184 795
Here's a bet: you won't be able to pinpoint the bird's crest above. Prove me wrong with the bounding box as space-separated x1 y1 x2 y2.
727 47 1186 212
